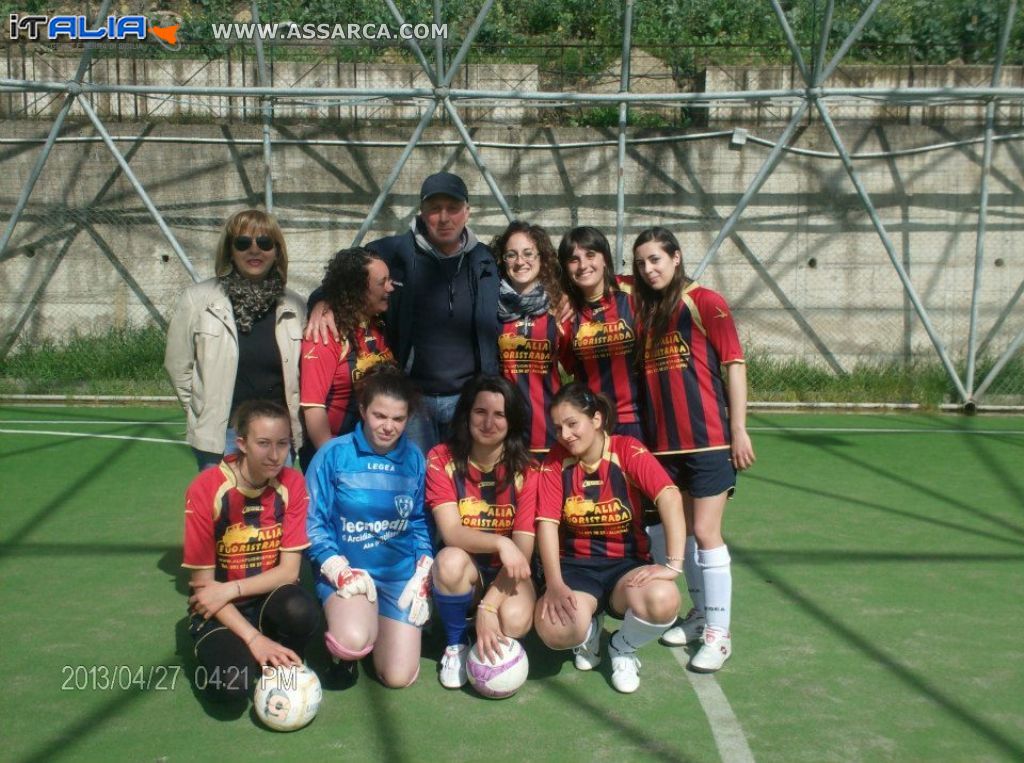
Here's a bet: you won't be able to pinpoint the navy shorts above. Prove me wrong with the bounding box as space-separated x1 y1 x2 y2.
559 557 646 618
657 450 736 499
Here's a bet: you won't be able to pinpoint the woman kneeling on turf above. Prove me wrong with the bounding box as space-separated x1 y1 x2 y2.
182 400 319 701
535 384 684 693
426 375 538 688
305 367 432 688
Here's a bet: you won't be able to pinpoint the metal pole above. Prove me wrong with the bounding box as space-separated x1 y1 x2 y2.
352 104 439 246
433 0 446 84
818 0 885 84
974 325 1024 399
251 1 274 213
977 276 1024 357
813 0 835 84
78 99 199 282
692 100 809 277
383 0 438 85
442 0 498 88
0 0 112 258
966 0 1018 399
443 98 514 220
768 0 811 86
814 98 969 402
615 0 635 270
84 224 169 329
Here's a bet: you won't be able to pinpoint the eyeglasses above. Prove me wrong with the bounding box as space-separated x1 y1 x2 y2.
233 235 275 252
502 250 539 263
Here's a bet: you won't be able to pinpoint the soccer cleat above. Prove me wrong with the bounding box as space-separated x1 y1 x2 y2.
660 608 706 646
573 614 604 671
326 658 358 690
439 643 469 689
608 635 642 694
688 627 732 673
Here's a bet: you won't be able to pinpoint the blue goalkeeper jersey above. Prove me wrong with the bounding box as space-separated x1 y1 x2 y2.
306 423 431 585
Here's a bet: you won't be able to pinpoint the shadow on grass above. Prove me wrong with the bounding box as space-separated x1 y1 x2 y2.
740 552 1024 761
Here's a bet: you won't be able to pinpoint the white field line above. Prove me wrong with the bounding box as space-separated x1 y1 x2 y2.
669 647 755 763
0 428 185 446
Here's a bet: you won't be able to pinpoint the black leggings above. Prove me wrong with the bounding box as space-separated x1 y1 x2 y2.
191 584 319 700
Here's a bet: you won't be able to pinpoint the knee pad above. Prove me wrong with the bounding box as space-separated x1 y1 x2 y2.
698 545 731 569
324 632 373 661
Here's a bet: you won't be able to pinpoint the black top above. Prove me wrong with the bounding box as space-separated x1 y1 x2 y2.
232 307 285 416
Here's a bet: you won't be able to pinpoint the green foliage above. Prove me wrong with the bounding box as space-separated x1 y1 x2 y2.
0 325 168 396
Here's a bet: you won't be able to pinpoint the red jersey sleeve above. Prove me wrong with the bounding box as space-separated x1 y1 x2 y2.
537 448 569 524
299 335 345 407
425 444 458 510
512 466 539 534
182 477 216 569
691 288 743 364
616 436 675 501
279 469 310 552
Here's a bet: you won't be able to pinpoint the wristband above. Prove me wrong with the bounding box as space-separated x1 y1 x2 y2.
664 563 684 575
477 602 498 615
245 632 261 646
235 581 243 598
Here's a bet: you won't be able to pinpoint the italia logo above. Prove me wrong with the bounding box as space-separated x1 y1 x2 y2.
8 12 183 50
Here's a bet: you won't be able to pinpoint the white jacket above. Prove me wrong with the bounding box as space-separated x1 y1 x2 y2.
164 278 305 453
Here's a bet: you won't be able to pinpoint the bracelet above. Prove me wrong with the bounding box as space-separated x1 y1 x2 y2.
245 632 261 646
235 581 243 598
477 602 498 615
664 563 684 575
665 555 684 562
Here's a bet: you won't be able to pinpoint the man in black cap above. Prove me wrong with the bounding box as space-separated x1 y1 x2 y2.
305 172 499 455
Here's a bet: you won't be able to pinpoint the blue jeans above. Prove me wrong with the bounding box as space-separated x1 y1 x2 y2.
405 393 460 457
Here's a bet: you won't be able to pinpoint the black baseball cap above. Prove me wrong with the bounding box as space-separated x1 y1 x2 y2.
420 172 469 203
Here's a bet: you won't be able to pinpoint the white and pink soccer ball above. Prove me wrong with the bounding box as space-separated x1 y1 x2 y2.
466 639 529 699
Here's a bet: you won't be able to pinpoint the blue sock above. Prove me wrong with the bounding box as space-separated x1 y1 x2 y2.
433 589 475 646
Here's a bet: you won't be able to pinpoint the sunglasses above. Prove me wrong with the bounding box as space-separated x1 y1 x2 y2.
233 235 275 252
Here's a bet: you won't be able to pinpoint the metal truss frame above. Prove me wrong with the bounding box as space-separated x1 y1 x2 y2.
0 0 1021 408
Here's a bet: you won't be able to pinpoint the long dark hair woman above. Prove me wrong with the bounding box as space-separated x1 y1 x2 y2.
631 226 754 674
165 209 305 471
299 246 396 467
556 226 642 440
425 375 538 688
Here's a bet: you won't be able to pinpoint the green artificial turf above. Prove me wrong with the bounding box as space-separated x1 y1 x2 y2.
1 407 1022 762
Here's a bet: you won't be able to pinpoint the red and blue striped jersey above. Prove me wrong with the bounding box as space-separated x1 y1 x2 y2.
425 444 537 572
300 320 394 438
182 455 310 583
537 435 673 561
498 311 564 452
559 280 640 426
638 283 744 454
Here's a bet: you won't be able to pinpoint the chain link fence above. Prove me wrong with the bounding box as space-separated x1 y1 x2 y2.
1 39 1022 406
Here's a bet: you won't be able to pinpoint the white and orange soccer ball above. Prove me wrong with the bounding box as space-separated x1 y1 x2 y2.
466 639 529 699
253 664 322 731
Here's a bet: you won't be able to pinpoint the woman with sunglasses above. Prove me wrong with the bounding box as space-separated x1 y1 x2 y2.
299 246 396 468
166 209 305 471
492 221 566 454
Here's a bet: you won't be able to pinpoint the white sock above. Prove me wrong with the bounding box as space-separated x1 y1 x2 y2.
575 616 599 650
684 535 704 616
699 544 731 633
611 610 675 653
646 523 666 565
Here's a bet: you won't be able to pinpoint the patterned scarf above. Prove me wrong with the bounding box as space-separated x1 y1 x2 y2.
218 269 284 333
497 278 550 323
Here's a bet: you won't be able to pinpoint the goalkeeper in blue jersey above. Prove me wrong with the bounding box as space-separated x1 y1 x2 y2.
306 367 433 688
